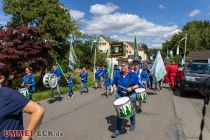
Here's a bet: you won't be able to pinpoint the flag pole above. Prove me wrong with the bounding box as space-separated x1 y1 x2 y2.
69 40 72 68
93 40 97 82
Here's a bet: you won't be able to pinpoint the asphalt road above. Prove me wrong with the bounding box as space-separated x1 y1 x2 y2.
173 89 210 140
24 86 185 140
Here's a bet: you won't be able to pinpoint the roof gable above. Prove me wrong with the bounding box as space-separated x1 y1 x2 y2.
187 50 210 60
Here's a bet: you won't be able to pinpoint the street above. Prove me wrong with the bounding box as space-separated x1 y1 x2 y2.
23 85 210 140
173 90 210 140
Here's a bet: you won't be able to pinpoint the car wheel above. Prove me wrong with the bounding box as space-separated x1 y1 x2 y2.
180 88 188 97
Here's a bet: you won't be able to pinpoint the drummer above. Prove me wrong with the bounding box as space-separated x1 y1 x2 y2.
21 67 36 100
111 59 140 138
50 64 63 99
132 58 147 113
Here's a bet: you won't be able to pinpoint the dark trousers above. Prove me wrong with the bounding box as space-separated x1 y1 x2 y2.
68 88 74 96
149 76 153 88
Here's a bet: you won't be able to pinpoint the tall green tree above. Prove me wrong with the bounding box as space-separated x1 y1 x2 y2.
73 39 107 70
162 20 210 64
2 0 80 61
141 43 149 58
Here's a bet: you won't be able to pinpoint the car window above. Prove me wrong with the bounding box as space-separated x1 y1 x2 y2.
185 64 210 72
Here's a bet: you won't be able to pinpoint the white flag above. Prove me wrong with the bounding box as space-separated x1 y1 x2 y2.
170 50 173 58
151 51 166 82
176 44 179 55
181 58 185 65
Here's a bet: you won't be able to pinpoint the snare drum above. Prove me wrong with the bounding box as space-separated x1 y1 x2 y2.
18 88 30 99
113 97 134 119
43 73 58 88
135 88 147 102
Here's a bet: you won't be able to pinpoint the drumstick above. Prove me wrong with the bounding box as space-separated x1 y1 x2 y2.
63 75 68 82
118 85 127 90
117 85 128 95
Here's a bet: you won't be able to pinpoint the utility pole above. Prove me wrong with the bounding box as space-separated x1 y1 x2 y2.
184 33 187 62
167 46 168 58
166 45 170 59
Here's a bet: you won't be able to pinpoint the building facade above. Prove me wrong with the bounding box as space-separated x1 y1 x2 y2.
98 36 147 61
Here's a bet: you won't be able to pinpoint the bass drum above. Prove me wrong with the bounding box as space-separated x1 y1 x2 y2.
43 73 58 88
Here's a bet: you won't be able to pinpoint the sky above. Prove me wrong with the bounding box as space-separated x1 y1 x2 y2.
0 0 210 48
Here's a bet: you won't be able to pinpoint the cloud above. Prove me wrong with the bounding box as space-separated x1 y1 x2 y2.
84 12 180 48
70 9 85 21
90 3 119 15
158 4 165 9
188 9 201 17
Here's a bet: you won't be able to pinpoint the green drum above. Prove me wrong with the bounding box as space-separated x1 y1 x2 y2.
135 88 147 102
114 97 134 119
43 73 58 88
18 88 30 99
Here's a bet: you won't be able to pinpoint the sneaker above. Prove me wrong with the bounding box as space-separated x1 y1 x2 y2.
137 108 142 113
67 96 70 99
129 125 136 131
111 130 120 138
71 95 74 98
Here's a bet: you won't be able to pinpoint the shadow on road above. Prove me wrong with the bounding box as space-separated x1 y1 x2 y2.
47 96 63 104
173 88 204 100
147 92 157 95
141 112 157 116
105 115 129 134
162 86 171 89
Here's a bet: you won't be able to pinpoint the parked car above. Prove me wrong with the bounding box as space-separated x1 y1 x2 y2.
179 63 210 96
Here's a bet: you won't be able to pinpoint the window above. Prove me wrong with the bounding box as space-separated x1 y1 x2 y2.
185 64 210 72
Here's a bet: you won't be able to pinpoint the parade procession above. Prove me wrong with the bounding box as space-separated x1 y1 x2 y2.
0 0 210 140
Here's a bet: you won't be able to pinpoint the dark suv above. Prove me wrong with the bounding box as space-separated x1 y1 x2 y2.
180 63 210 96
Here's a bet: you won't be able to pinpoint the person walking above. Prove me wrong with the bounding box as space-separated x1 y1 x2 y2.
0 63 45 140
163 62 170 83
169 62 178 90
67 73 74 98
79 67 89 94
50 64 63 99
94 65 101 89
100 65 107 88
104 73 112 96
132 59 146 113
111 60 141 138
21 67 36 100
